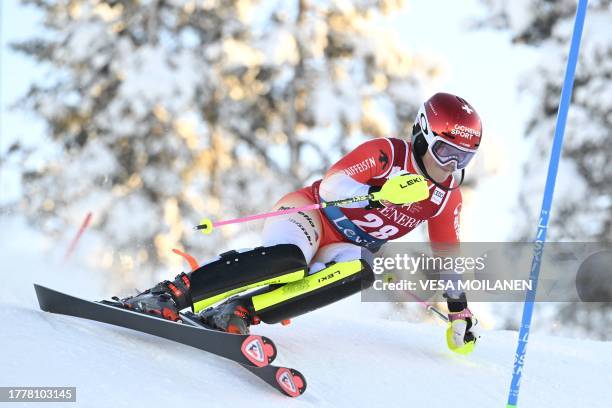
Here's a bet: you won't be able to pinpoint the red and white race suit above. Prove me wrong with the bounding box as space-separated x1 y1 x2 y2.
262 137 462 273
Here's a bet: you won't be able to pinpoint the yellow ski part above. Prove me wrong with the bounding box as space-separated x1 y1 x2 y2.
192 269 306 312
251 260 363 312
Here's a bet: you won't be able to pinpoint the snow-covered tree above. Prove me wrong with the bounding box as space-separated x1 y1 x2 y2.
13 0 438 283
480 0 612 339
481 0 612 242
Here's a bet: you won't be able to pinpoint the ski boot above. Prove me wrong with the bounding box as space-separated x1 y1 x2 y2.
110 273 192 322
198 295 259 334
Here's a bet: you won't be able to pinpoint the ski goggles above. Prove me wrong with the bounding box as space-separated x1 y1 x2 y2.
430 137 476 170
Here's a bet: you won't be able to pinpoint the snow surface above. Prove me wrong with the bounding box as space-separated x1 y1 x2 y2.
2 216 612 408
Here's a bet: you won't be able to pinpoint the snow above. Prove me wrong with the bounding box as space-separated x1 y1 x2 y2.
2 216 611 407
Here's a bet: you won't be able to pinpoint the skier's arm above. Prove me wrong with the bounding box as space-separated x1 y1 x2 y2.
427 190 479 354
427 188 461 244
318 138 394 208
427 190 464 301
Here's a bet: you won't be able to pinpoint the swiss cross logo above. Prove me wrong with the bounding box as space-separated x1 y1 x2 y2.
461 104 473 114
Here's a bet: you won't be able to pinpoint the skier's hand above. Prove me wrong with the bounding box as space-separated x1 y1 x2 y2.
445 293 480 355
366 185 392 209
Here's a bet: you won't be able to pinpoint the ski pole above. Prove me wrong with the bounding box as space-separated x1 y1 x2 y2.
194 173 428 234
506 1 588 407
406 291 448 323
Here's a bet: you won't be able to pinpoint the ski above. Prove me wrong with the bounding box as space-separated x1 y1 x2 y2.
180 311 307 398
33 284 277 368
241 361 307 398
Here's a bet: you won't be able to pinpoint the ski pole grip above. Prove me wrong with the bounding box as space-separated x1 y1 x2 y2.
369 191 383 202
379 173 428 204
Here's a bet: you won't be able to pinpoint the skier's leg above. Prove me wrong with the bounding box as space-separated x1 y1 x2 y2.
261 189 324 263
202 243 373 330
116 189 323 326
308 242 374 274
192 189 324 313
115 243 308 322
253 243 374 324
197 189 327 333
189 244 309 311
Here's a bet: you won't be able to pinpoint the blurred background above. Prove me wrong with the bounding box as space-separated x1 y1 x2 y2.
1 0 611 339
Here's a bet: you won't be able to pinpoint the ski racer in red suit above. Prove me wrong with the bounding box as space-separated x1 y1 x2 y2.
113 92 482 354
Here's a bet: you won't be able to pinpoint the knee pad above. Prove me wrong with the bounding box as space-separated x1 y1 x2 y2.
190 244 308 312
252 259 374 324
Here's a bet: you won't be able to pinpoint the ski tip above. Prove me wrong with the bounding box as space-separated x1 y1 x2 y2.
275 367 307 398
33 283 46 292
33 283 54 312
241 335 277 367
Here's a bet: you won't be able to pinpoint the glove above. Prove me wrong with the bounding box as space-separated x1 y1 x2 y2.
445 292 480 355
365 171 412 209
365 185 386 209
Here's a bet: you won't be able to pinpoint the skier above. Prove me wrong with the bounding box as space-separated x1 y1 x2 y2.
113 92 482 354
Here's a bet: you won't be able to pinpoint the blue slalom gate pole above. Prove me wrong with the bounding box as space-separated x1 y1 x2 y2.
505 1 588 407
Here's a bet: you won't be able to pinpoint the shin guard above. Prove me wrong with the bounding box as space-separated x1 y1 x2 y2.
251 259 374 324
190 244 308 312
